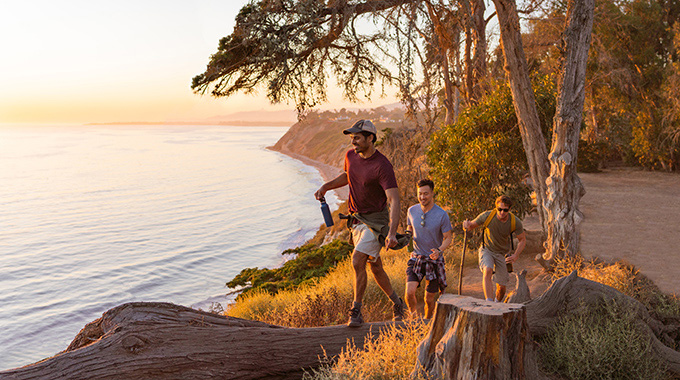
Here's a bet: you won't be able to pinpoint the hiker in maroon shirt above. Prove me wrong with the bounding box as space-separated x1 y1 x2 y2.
315 119 407 327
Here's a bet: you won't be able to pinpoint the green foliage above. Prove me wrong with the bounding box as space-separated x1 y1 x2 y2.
538 300 670 380
577 139 608 172
226 240 352 299
526 0 680 170
427 76 555 223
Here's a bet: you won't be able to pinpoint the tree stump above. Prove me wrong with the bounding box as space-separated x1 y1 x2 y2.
413 295 543 379
0 302 406 380
505 269 531 304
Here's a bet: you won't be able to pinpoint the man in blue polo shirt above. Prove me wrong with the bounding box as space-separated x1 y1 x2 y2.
405 179 452 319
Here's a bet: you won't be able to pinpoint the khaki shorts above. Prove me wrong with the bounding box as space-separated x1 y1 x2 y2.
478 247 509 286
351 223 382 262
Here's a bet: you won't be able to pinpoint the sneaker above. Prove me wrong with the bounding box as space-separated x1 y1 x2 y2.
393 297 407 322
347 307 364 327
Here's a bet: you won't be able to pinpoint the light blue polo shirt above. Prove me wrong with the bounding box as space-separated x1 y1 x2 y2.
407 204 452 257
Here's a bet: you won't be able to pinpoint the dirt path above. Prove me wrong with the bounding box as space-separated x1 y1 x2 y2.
459 167 680 299
299 151 680 297
579 168 680 296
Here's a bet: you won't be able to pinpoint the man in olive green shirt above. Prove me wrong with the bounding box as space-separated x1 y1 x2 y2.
462 195 526 302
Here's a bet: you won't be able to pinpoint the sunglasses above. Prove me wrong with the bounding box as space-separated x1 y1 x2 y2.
420 214 426 227
497 207 510 213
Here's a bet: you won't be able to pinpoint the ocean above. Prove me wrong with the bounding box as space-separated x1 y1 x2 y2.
0 124 341 370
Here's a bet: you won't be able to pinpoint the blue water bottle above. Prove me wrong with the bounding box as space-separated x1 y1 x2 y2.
319 197 334 227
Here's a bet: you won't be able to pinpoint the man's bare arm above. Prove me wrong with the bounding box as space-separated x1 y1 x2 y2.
506 231 526 264
384 187 400 248
314 173 348 200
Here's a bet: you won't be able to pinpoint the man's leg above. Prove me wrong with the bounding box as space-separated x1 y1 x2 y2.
346 249 370 327
482 267 495 301
369 258 407 321
405 281 420 317
424 291 437 319
352 250 370 304
369 257 394 296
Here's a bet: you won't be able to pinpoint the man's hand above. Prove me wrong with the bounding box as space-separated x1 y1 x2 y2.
505 253 519 264
462 219 477 231
314 187 326 201
385 233 397 249
428 248 440 260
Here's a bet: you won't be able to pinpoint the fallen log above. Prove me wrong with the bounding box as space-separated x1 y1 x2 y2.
412 295 545 380
525 270 680 376
0 302 400 380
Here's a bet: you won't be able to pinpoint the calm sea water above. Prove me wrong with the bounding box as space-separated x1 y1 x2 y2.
0 124 340 370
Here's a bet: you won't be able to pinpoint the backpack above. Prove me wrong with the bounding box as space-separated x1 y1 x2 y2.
481 209 517 250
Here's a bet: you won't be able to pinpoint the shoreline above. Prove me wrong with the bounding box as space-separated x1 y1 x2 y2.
268 146 349 200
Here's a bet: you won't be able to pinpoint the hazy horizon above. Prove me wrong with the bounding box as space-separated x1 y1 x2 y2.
0 0 398 125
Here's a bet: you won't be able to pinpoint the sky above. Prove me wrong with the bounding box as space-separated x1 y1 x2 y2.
0 0 397 124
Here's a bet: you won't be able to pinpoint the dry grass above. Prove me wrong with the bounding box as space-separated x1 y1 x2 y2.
303 321 432 380
538 300 670 380
551 254 680 320
225 240 474 327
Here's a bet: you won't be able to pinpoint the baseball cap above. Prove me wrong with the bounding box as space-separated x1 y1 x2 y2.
343 119 377 135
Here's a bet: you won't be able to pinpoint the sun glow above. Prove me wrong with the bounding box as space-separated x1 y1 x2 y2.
0 0 397 125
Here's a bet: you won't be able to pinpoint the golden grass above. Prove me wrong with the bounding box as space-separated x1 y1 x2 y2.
226 240 476 327
303 321 433 380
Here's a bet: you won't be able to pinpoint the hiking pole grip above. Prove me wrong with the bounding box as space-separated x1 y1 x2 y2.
458 230 468 295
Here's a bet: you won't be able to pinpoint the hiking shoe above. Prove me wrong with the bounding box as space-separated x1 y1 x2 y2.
347 307 364 327
393 297 407 322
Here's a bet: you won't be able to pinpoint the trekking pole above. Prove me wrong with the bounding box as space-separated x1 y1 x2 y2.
458 229 468 295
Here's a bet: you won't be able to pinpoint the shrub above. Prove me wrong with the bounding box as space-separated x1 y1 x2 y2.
538 300 669 380
427 75 555 224
226 240 353 299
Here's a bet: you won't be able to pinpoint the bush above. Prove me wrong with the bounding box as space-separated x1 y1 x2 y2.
538 300 669 380
577 139 609 172
427 75 555 223
226 240 353 299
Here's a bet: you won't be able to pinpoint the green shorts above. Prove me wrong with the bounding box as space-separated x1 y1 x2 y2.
478 247 509 286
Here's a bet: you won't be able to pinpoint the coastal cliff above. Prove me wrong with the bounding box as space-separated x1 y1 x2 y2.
271 113 349 171
269 110 410 201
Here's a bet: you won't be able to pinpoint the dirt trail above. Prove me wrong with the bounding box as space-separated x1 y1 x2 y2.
578 168 680 296
459 167 680 299
302 152 680 296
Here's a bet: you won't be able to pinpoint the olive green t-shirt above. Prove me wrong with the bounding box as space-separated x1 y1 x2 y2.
473 210 524 254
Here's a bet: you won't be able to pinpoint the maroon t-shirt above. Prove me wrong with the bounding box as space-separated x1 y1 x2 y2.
344 149 398 213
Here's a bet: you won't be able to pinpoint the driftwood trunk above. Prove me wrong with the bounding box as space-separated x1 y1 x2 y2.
543 0 594 261
0 302 396 380
492 0 551 232
413 295 543 379
525 271 680 376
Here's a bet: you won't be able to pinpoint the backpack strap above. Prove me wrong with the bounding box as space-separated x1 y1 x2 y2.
482 209 517 250
481 209 497 249
510 213 516 251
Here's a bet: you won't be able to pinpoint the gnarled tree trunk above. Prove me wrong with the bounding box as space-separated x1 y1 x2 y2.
0 302 400 380
413 295 544 379
492 0 551 232
525 271 680 376
543 0 594 261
